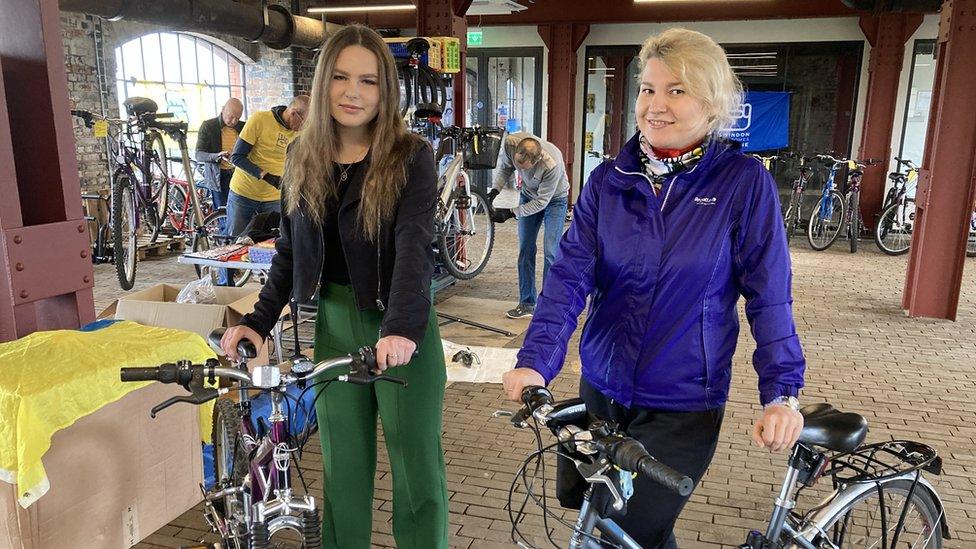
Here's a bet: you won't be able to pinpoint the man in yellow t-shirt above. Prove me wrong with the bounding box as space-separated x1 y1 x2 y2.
219 95 308 285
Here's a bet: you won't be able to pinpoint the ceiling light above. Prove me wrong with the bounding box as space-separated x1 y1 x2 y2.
308 4 416 14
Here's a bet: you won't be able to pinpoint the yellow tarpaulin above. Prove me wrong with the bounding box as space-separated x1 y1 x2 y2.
0 321 216 508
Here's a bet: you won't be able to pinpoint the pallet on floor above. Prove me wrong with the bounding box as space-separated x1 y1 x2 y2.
136 234 185 260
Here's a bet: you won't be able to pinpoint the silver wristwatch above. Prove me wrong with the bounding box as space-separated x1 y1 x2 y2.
765 395 800 411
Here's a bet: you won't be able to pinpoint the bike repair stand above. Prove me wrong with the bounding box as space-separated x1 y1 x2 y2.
431 272 516 337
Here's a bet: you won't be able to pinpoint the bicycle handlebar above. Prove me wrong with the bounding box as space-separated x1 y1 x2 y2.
511 386 694 496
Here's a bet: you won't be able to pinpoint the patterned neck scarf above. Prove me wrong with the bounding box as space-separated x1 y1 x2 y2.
638 135 709 195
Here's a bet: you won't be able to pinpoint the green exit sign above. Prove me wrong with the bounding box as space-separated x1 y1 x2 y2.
467 30 483 46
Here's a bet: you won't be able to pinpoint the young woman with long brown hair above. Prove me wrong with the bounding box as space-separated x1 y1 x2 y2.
221 24 448 548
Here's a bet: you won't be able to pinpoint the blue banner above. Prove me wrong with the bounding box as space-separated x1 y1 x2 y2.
725 91 790 152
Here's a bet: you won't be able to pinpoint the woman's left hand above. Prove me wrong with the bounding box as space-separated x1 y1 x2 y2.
375 335 417 372
752 405 804 453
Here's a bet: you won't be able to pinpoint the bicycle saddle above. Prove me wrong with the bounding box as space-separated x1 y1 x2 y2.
415 102 443 119
123 96 158 116
798 403 868 453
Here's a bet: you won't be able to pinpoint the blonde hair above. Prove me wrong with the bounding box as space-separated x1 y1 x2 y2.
282 24 426 240
639 28 743 134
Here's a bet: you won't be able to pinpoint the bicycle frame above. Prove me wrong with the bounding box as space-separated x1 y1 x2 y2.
816 162 843 222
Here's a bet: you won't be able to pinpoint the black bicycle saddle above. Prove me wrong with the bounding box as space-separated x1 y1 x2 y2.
123 96 158 116
798 403 868 453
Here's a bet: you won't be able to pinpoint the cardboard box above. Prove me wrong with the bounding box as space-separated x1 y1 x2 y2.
100 283 272 366
0 382 203 548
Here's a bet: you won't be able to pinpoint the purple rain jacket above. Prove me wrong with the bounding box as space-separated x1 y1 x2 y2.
515 134 805 411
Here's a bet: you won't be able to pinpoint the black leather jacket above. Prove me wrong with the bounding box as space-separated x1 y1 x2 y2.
239 143 437 346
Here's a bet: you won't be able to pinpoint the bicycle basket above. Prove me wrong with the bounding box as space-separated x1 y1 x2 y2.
462 127 503 170
825 440 941 484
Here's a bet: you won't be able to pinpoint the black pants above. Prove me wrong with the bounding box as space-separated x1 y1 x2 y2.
580 379 725 549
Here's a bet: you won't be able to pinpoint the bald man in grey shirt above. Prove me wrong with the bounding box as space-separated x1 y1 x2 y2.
488 132 570 319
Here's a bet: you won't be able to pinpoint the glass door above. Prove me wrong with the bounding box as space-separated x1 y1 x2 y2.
465 47 544 192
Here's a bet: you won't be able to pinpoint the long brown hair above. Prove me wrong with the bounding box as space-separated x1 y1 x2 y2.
282 24 425 240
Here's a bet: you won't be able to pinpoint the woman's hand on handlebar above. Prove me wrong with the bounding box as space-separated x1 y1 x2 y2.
220 325 263 362
502 368 546 402
375 335 416 372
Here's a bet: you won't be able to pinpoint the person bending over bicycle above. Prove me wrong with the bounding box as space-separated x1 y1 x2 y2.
502 28 806 548
220 25 449 549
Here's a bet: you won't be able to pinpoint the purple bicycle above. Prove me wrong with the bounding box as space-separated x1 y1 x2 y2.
120 328 406 548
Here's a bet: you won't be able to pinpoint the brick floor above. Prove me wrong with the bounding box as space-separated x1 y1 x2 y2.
93 220 976 549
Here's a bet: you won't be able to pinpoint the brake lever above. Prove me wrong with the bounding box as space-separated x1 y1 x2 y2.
149 388 219 418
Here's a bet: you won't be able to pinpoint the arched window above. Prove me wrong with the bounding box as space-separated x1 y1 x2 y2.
115 33 247 149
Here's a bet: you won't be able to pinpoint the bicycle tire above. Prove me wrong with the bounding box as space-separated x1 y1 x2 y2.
194 209 251 286
967 213 976 258
437 188 495 280
212 398 249 540
146 131 169 218
807 190 846 251
112 175 138 290
784 189 802 244
814 479 942 549
875 199 914 256
166 183 188 233
849 192 860 254
142 201 161 245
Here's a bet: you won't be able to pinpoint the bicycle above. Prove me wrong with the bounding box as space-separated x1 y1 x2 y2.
431 125 501 280
72 101 174 289
874 158 919 256
119 328 407 548
807 154 880 253
781 154 816 245
502 387 949 549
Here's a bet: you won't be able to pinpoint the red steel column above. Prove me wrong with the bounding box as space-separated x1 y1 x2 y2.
857 13 923 231
539 23 589 207
417 0 470 128
0 0 95 341
902 0 976 320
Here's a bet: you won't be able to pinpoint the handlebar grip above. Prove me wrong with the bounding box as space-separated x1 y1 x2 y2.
237 339 257 359
638 457 695 497
607 437 694 496
120 367 159 382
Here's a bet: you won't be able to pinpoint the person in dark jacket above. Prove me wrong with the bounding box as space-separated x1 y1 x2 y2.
194 98 245 210
502 28 806 548
220 25 447 549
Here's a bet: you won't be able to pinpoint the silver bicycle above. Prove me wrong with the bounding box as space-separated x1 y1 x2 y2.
120 329 406 548
503 387 949 549
432 126 501 280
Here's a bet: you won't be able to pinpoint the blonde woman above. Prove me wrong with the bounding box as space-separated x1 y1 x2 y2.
221 25 448 549
503 28 806 547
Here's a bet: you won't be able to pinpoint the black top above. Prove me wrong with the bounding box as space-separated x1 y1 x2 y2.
239 140 438 346
321 160 365 285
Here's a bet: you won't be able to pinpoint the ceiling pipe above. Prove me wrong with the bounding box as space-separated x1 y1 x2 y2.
59 0 341 49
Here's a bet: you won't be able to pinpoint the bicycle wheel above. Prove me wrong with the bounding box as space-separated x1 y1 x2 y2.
166 183 189 233
875 199 915 256
146 131 169 217
112 175 138 290
815 479 942 549
194 209 251 286
784 189 802 244
967 212 976 258
212 398 249 541
807 190 847 251
437 188 495 280
849 192 860 254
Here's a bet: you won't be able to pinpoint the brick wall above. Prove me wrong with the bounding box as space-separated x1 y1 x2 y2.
60 12 311 192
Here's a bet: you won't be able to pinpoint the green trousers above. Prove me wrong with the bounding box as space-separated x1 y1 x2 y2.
313 282 448 549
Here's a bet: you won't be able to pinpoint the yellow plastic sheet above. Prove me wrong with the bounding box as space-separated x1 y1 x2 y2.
0 321 216 508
